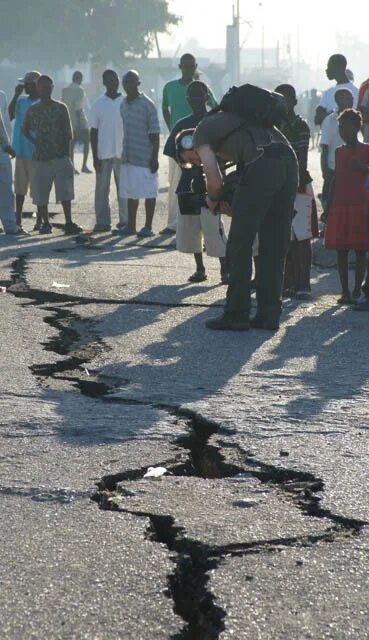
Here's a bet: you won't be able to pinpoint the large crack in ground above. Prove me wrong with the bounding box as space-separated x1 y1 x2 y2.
93 415 367 639
4 252 368 639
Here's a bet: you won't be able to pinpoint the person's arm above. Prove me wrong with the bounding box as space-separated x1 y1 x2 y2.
314 105 328 125
207 87 218 109
60 103 73 157
320 145 330 179
62 103 73 140
147 102 161 173
90 128 101 172
360 90 369 124
149 133 160 173
0 110 15 156
89 103 101 172
22 107 37 144
295 121 310 187
162 84 171 130
319 117 332 180
8 85 23 121
197 144 224 208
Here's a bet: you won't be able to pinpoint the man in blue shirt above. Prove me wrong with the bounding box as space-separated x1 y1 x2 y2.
8 70 41 228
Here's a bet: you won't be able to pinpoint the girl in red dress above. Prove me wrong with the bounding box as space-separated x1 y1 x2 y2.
325 109 369 303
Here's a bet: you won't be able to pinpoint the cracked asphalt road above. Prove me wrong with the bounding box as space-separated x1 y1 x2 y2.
1 150 369 639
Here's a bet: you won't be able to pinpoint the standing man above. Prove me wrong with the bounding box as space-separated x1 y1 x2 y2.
61 71 91 174
89 69 128 233
161 53 217 235
0 109 24 235
119 70 160 237
314 54 358 125
8 70 41 228
179 108 298 331
22 75 82 235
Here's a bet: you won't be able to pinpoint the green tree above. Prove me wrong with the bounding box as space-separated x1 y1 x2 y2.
0 0 178 69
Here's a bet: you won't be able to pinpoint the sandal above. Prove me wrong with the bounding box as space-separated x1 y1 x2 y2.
188 271 207 283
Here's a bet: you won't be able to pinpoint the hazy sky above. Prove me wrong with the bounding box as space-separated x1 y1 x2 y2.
161 0 368 68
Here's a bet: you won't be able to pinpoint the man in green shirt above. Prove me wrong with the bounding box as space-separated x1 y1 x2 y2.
161 53 217 234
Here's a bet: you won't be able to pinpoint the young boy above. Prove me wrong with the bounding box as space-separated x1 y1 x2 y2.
275 84 318 299
163 81 228 283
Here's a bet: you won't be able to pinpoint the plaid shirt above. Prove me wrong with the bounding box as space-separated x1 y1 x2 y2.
280 114 312 188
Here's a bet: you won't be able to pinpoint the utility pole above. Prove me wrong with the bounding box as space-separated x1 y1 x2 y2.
235 0 240 85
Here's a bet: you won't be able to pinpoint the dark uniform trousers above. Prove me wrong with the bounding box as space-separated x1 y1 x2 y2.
226 144 298 323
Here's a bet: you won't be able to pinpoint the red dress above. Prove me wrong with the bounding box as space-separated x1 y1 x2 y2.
325 143 369 251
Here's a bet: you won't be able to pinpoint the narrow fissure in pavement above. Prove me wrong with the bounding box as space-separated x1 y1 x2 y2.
3 253 222 308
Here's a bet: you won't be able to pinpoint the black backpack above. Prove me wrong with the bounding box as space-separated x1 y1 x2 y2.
212 83 286 128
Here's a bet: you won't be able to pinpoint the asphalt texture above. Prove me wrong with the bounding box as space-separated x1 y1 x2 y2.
1 149 369 639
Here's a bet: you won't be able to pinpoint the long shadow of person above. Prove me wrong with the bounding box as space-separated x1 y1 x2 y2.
43 283 287 446
256 304 369 424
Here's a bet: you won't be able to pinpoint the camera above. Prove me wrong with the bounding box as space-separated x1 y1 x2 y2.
178 166 207 216
178 165 239 216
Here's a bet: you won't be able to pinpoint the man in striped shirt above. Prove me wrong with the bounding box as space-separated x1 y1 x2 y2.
119 70 160 238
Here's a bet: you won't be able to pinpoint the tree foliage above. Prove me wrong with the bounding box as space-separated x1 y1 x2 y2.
0 0 179 69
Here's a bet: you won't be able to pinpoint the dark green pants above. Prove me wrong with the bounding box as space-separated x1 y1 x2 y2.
226 145 298 321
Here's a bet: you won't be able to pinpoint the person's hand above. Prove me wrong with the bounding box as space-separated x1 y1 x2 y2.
219 201 232 216
351 158 369 173
93 158 102 173
150 158 159 173
206 196 219 214
5 145 16 158
14 84 24 98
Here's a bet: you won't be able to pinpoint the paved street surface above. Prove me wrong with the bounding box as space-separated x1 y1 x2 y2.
1 149 369 639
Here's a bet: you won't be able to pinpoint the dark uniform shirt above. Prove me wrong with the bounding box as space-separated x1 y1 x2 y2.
192 111 289 166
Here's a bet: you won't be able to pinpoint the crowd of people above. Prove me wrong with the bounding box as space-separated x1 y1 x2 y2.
1 51 369 328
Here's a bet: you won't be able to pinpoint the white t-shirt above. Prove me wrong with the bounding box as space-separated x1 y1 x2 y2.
89 94 123 160
320 112 344 170
319 82 358 114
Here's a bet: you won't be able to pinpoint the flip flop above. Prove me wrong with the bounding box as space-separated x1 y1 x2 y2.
188 271 207 283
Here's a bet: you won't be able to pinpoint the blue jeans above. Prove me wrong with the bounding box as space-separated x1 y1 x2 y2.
0 153 18 233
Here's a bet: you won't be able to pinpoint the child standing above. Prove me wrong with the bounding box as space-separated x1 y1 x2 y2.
163 82 228 283
325 109 369 303
275 84 319 300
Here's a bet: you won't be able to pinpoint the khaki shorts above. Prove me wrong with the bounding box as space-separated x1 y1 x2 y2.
14 157 33 196
31 157 74 206
176 207 227 257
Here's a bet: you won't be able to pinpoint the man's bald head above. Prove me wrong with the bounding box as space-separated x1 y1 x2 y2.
122 69 140 99
123 70 140 84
